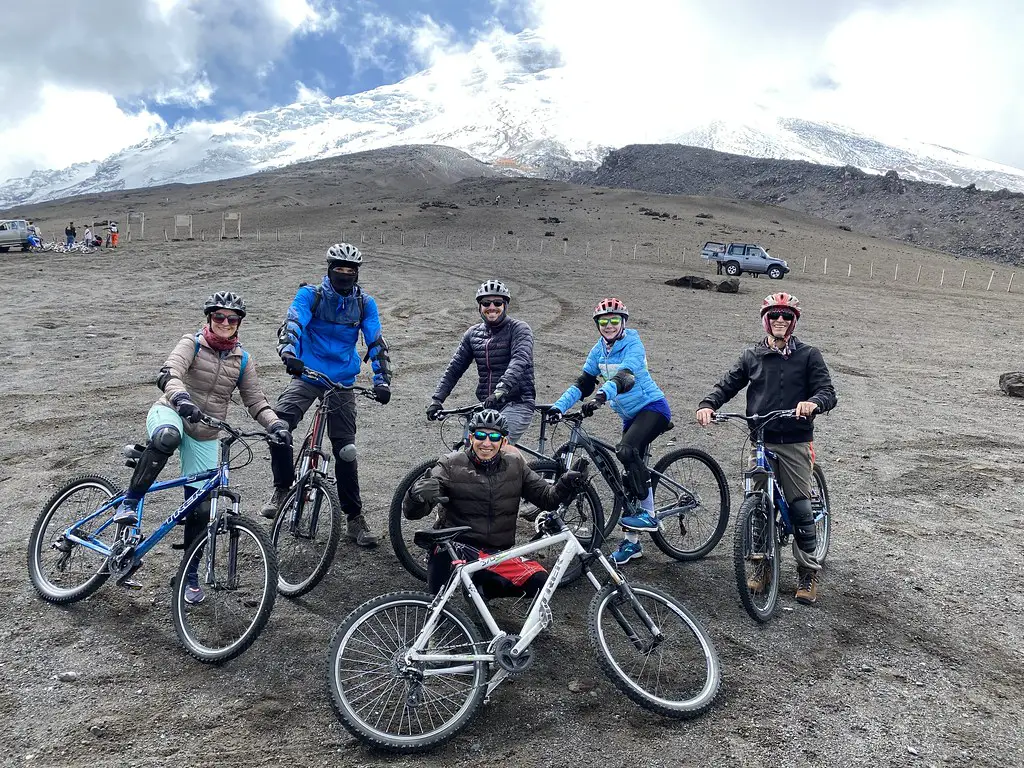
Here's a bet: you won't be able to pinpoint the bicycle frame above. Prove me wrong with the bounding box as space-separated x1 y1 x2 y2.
747 439 794 536
405 526 633 698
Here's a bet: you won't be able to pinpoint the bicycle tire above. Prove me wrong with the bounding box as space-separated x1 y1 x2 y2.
554 441 623 536
588 581 720 718
525 459 604 586
271 475 342 598
328 591 487 752
811 464 831 563
733 495 780 623
27 474 121 604
649 448 731 561
388 457 439 581
171 515 278 663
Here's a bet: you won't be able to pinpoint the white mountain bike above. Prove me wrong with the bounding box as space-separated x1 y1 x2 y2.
327 503 721 752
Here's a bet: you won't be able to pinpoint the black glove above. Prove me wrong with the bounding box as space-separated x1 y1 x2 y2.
581 391 607 418
170 392 203 424
374 383 391 405
426 401 443 421
282 353 305 376
267 419 292 446
483 386 508 411
554 470 587 500
546 409 563 424
410 477 448 506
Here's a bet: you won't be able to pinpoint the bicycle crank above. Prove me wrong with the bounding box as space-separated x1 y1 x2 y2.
491 635 534 677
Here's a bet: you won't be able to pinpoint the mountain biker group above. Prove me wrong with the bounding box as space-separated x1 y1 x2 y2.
130 241 836 606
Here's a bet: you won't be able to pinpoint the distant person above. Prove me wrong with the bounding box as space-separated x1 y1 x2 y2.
65 222 76 247
696 292 837 605
109 221 119 247
261 243 393 549
546 298 672 564
83 227 93 246
426 280 536 444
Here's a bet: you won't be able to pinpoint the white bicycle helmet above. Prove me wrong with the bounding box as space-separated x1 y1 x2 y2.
326 242 362 267
476 279 511 303
204 291 247 318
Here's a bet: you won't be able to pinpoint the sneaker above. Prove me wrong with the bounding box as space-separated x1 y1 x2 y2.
795 568 819 605
260 487 289 519
610 539 643 564
346 514 378 548
111 502 138 526
184 584 206 605
619 510 659 532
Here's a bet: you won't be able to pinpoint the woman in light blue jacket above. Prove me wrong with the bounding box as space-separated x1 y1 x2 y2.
548 298 672 564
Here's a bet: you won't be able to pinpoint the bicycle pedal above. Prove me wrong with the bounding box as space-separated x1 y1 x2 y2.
171 542 186 550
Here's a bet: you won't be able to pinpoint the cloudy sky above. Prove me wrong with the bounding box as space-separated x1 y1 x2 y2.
2 0 1021 182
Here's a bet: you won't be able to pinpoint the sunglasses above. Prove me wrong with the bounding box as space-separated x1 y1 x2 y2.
479 300 505 309
472 430 505 442
766 311 796 322
596 316 622 327
210 313 242 326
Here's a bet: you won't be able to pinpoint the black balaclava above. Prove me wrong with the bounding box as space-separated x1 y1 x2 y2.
329 267 358 295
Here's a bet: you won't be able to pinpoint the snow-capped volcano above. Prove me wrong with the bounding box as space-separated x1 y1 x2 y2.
3 29 1023 208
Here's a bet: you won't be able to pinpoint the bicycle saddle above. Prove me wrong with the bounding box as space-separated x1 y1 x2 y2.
413 526 473 549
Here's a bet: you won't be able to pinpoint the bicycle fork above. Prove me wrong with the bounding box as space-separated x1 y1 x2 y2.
202 490 242 589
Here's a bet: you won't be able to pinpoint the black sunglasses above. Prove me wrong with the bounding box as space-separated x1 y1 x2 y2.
210 313 242 325
472 430 505 442
479 299 505 308
766 311 796 322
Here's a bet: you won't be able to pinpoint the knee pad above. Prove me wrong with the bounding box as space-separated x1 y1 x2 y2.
150 424 181 454
335 443 357 463
789 498 817 554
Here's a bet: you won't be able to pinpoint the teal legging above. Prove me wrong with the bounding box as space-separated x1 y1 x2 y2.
146 404 218 491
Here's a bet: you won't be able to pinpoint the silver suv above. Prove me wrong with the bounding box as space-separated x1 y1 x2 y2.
0 219 31 252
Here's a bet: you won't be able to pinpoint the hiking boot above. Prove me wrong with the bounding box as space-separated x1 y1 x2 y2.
619 510 659 532
260 487 289 519
610 538 643 564
346 514 378 548
795 568 819 605
111 502 139 526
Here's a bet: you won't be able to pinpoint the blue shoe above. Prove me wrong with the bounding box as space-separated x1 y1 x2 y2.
111 502 138 526
620 510 659 532
610 539 643 564
184 571 205 604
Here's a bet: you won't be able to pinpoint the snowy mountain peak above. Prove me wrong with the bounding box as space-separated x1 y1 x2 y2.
3 29 1024 209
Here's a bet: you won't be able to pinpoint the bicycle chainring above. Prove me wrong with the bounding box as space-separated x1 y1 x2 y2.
492 635 534 677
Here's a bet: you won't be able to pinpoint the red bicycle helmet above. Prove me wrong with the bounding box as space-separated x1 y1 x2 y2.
760 292 801 319
593 297 629 320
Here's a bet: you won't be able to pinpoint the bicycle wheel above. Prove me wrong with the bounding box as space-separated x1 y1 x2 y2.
271 475 342 598
555 441 623 536
649 448 731 561
27 474 122 603
810 464 831 563
524 459 604 585
388 457 439 582
733 494 780 623
171 515 278 663
588 581 720 718
328 591 487 752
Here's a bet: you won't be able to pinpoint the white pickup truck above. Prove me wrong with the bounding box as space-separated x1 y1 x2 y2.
0 219 32 252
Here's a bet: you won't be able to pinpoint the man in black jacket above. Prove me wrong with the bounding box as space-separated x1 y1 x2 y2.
403 409 584 596
696 292 837 605
426 280 536 442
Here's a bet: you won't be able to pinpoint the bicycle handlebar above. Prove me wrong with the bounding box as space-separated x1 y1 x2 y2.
301 368 378 399
432 403 484 421
711 409 800 427
198 415 273 441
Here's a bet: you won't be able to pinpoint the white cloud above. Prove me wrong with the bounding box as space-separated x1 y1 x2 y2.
0 86 165 180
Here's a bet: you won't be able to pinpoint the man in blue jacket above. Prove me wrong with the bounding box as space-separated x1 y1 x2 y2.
260 243 392 547
547 298 672 564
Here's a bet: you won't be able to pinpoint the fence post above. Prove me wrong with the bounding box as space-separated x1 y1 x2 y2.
632 243 638 261
424 232 427 247
894 263 898 281
402 232 405 246
298 227 302 241
1009 273 1016 293
869 262 874 279
847 263 852 277
609 241 613 257
585 241 589 257
492 236 496 251
256 228 260 243
681 247 686 264
469 235 473 251
823 257 828 275
987 270 995 291
164 228 168 242
201 230 205 241
961 269 968 289
802 255 807 274
916 265 922 283
940 269 945 287
539 240 544 256
563 240 567 256
516 238 520 251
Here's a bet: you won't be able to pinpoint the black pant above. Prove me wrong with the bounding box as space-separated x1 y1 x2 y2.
427 546 547 599
268 378 362 518
617 409 672 498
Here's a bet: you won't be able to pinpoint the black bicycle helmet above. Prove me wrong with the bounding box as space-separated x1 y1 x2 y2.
475 279 511 303
467 409 509 436
204 291 246 318
326 242 362 267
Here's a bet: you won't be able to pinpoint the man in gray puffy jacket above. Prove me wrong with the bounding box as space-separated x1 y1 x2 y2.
426 280 535 443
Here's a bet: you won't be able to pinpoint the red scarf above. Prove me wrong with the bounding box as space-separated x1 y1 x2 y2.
201 325 239 353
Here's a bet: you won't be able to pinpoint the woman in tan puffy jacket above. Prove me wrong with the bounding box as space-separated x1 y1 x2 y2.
111 291 290 602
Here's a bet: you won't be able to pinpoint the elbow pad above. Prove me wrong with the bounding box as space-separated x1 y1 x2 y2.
574 371 599 397
610 368 636 395
156 366 173 392
364 335 393 382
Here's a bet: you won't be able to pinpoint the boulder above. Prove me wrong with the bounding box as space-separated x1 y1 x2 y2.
665 275 716 290
999 372 1024 397
716 278 740 293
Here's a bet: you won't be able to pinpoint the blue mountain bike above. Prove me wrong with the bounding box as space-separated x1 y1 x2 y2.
712 409 832 622
27 416 279 662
